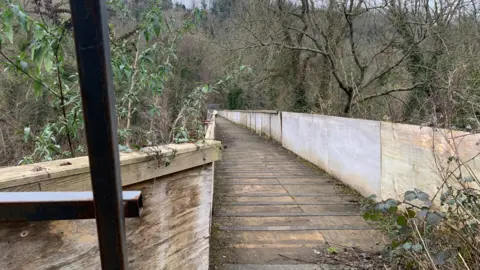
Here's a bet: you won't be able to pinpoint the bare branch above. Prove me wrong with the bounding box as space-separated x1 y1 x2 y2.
283 25 327 55
355 84 422 104
343 6 366 80
360 36 426 90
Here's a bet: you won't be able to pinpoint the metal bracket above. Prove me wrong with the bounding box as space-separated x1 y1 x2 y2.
0 191 143 221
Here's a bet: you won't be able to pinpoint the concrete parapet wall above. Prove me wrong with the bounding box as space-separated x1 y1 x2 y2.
219 110 480 201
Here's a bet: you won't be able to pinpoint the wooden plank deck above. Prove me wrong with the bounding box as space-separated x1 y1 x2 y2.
210 118 386 269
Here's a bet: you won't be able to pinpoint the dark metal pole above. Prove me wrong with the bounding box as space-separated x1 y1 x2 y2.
68 1 128 269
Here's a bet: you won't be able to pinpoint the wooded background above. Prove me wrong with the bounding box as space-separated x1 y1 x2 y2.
1 0 479 166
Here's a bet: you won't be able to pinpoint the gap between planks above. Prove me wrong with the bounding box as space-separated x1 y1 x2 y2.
215 212 362 217
219 225 374 231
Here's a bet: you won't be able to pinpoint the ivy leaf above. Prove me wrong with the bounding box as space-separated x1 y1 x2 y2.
417 192 430 202
412 244 423 252
418 208 429 219
385 199 399 207
375 203 390 213
402 242 412 250
363 212 380 221
397 216 407 227
440 192 448 202
407 209 416 218
426 212 443 226
118 144 132 153
423 201 433 207
388 205 398 213
391 240 401 248
432 251 451 265
404 191 417 201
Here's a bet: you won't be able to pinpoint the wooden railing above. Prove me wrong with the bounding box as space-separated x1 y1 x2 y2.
0 141 221 192
0 115 221 269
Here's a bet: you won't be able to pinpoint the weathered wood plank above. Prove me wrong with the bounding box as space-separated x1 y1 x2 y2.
215 216 368 227
0 141 220 191
212 118 384 268
0 182 40 191
219 225 373 231
0 165 213 270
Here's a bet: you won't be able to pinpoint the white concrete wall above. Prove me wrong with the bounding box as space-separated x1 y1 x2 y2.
270 113 282 142
250 114 254 130
255 113 262 135
381 122 480 201
241 112 248 126
261 114 270 136
232 112 241 123
219 110 480 200
324 116 381 197
281 113 381 197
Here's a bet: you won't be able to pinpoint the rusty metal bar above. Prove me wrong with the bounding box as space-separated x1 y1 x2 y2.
68 0 128 269
0 191 143 221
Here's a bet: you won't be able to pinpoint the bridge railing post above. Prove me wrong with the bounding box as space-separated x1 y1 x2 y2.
68 0 128 269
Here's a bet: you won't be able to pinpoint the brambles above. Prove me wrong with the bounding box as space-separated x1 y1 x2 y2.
363 185 480 269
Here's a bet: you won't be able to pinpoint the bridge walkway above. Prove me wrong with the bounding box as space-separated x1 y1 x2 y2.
210 117 385 269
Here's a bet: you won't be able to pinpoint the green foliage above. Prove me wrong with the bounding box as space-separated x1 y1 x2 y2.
216 65 253 110
1 0 209 164
111 1 205 146
1 1 82 162
171 83 214 143
227 87 244 109
327 247 337 254
118 144 133 153
20 123 60 163
363 186 480 268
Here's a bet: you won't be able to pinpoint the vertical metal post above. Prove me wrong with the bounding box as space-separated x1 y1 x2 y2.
68 1 128 269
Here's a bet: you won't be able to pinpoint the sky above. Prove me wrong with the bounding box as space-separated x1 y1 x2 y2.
173 0 214 9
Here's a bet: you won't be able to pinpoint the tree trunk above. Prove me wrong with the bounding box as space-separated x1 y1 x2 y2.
125 48 140 147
